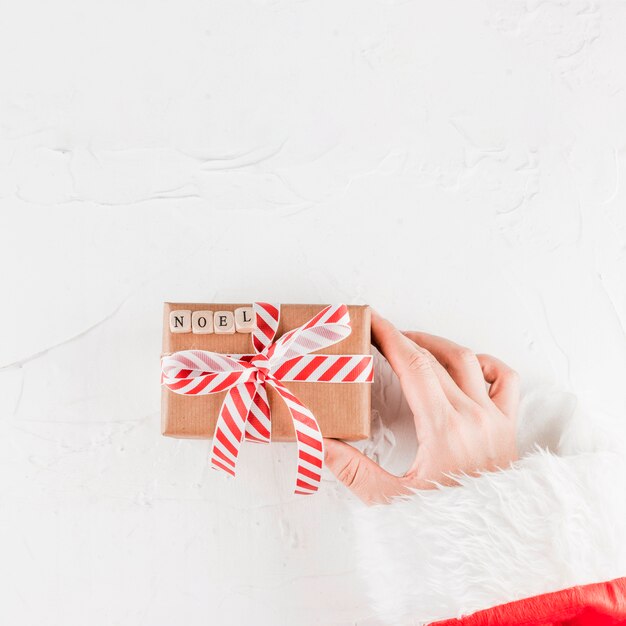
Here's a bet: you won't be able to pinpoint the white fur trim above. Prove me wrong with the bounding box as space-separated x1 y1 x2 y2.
351 393 626 625
354 450 626 625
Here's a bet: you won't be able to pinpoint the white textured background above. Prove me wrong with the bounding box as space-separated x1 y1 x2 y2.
1 1 626 625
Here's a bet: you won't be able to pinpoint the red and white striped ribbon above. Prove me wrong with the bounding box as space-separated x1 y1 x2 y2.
161 303 374 495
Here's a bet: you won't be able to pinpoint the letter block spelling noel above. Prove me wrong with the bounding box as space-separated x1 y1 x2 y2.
161 303 373 494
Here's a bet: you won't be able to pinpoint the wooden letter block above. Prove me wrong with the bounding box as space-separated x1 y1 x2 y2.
192 310 214 334
234 307 254 333
169 310 191 333
213 310 235 334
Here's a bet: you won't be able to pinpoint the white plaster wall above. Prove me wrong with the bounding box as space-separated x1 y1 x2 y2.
1 1 625 624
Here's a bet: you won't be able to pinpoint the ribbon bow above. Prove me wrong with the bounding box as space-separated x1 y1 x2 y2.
161 303 374 494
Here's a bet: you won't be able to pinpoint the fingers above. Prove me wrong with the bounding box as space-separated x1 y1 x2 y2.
397 334 471 408
371 310 450 418
324 438 410 505
402 331 489 406
476 354 520 418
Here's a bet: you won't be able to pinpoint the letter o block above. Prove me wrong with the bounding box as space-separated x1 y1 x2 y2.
192 310 214 334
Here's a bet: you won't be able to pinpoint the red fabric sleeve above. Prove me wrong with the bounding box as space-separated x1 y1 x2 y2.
433 577 626 626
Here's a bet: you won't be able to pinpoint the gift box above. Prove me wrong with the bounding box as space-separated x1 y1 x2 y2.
161 303 372 442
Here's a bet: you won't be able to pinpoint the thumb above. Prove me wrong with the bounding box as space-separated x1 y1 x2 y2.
323 438 409 505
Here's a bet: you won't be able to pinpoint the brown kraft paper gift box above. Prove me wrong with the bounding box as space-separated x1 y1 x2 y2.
161 303 372 441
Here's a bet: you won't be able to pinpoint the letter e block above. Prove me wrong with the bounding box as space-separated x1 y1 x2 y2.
214 311 235 334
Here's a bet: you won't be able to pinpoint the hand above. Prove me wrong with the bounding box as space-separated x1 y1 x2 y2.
324 310 520 505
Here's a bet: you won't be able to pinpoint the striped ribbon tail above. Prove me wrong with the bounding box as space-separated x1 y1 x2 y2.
270 379 324 495
243 384 271 444
209 382 257 476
